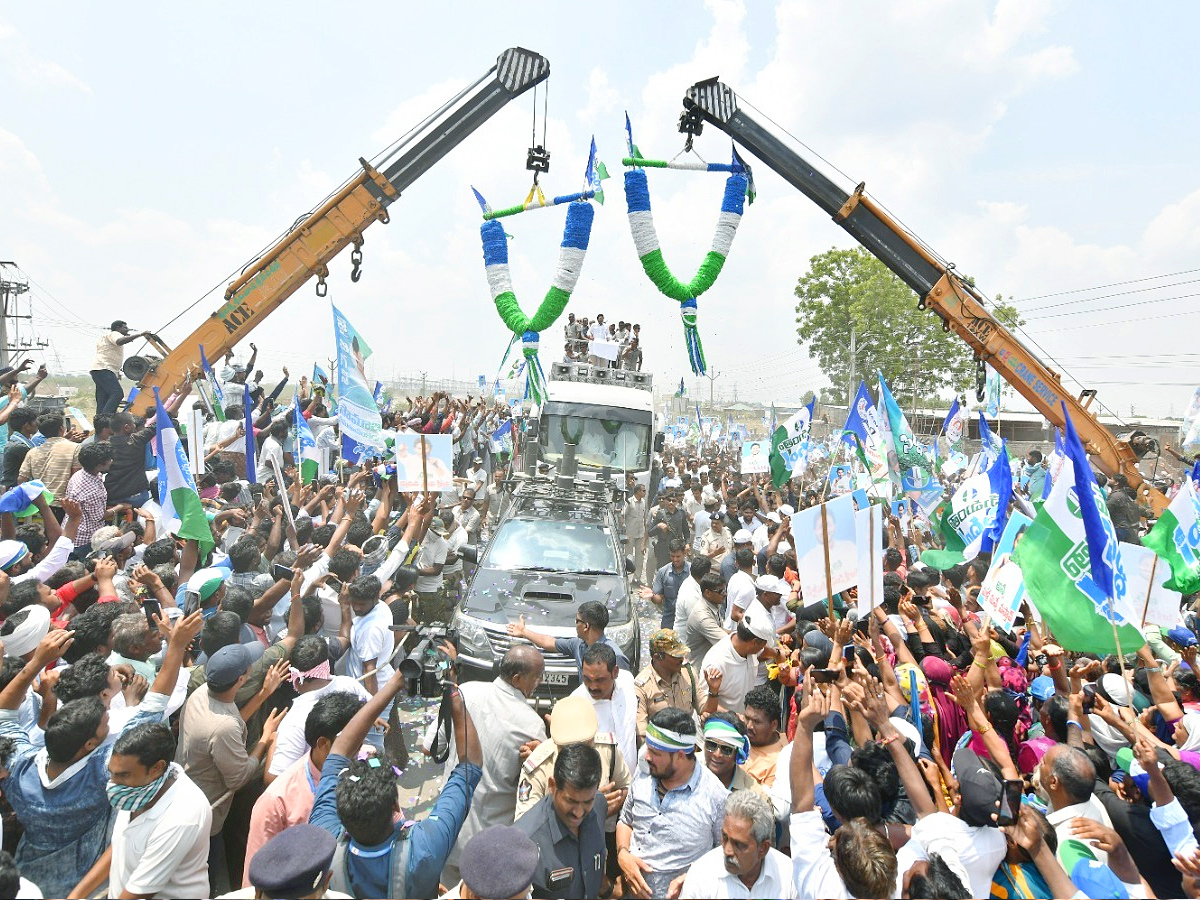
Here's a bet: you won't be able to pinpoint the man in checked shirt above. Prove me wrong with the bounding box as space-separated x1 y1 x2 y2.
65 442 117 554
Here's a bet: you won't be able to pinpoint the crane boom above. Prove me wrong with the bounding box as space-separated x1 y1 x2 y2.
682 78 1166 513
128 47 549 416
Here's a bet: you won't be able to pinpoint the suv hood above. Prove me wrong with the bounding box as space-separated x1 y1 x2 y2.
462 567 628 628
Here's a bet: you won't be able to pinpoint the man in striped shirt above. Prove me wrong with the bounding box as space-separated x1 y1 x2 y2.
19 414 80 520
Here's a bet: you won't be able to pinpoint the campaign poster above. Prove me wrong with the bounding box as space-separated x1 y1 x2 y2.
978 560 1025 633
741 440 770 474
331 303 382 462
828 463 855 496
790 495 858 604
393 433 454 492
977 511 1032 632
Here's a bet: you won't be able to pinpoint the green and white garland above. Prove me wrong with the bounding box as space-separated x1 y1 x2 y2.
622 126 750 374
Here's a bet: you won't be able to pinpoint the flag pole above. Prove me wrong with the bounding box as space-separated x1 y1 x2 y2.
1109 610 1134 728
420 435 430 500
821 501 836 621
1140 556 1158 629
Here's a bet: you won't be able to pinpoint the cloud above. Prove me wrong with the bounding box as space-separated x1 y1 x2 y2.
577 68 620 127
0 17 91 94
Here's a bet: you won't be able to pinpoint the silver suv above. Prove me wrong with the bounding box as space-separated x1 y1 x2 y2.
451 470 640 702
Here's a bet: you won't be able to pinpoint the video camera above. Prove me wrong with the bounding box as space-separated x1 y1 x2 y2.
392 623 459 697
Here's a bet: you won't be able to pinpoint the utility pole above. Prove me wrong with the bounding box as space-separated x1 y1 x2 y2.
0 262 33 370
420 371 428 396
704 370 721 413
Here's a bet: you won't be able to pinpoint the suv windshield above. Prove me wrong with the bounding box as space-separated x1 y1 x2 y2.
540 406 651 471
484 518 618 574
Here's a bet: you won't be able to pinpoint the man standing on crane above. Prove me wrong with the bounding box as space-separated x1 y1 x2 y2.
90 320 150 415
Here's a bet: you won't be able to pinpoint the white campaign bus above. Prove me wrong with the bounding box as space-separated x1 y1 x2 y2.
537 361 661 490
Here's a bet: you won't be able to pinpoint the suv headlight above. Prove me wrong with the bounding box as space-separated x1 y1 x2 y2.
606 618 638 653
453 614 493 660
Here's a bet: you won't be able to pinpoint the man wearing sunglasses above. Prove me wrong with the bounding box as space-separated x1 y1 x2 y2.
700 712 764 796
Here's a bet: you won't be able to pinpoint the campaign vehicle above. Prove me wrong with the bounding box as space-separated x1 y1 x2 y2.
537 361 662 494
451 445 640 701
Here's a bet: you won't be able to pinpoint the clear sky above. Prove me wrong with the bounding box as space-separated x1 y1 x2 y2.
3 0 1198 422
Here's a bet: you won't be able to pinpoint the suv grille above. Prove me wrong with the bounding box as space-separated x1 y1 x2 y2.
484 628 573 664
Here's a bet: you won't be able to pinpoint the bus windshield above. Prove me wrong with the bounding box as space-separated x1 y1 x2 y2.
540 407 652 471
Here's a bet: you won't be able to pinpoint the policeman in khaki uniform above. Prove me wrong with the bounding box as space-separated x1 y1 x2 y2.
516 696 632 882
632 629 705 740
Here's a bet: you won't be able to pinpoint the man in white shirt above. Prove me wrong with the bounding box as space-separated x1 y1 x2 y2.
254 419 288 482
699 612 770 715
452 490 482 545
344 576 395 695
679 789 796 899
788 688 898 900
623 483 648 585
588 314 611 367
482 468 511 539
672 556 710 647
440 511 469 597
442 646 545 885
105 723 213 900
266 635 370 780
725 547 757 629
463 456 487 490
90 320 149 416
571 642 638 774
689 493 711 553
1039 744 1115 868
416 518 451 622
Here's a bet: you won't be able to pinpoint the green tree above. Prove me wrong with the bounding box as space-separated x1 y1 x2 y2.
793 247 1021 405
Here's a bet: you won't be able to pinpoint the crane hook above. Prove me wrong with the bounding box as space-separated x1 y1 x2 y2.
350 239 364 283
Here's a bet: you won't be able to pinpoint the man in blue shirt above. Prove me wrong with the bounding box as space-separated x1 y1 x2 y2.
507 599 631 675
648 539 691 629
309 661 483 899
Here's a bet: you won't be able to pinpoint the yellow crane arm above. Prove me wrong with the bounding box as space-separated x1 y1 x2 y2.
128 47 550 416
681 78 1167 513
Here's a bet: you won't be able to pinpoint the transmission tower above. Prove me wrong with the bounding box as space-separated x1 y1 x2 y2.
0 262 48 369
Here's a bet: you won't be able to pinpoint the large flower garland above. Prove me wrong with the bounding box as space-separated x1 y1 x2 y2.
623 159 748 374
480 200 594 403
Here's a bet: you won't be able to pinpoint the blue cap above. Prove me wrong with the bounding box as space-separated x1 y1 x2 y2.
205 643 253 690
247 824 336 895
1030 675 1055 702
1070 858 1129 899
1168 626 1198 648
460 826 539 899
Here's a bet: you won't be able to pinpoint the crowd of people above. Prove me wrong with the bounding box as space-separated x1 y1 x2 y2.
0 327 1194 899
564 313 643 371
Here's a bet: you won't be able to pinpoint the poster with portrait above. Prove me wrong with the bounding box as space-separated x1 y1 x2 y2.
790 495 858 603
392 433 454 492
741 440 770 474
